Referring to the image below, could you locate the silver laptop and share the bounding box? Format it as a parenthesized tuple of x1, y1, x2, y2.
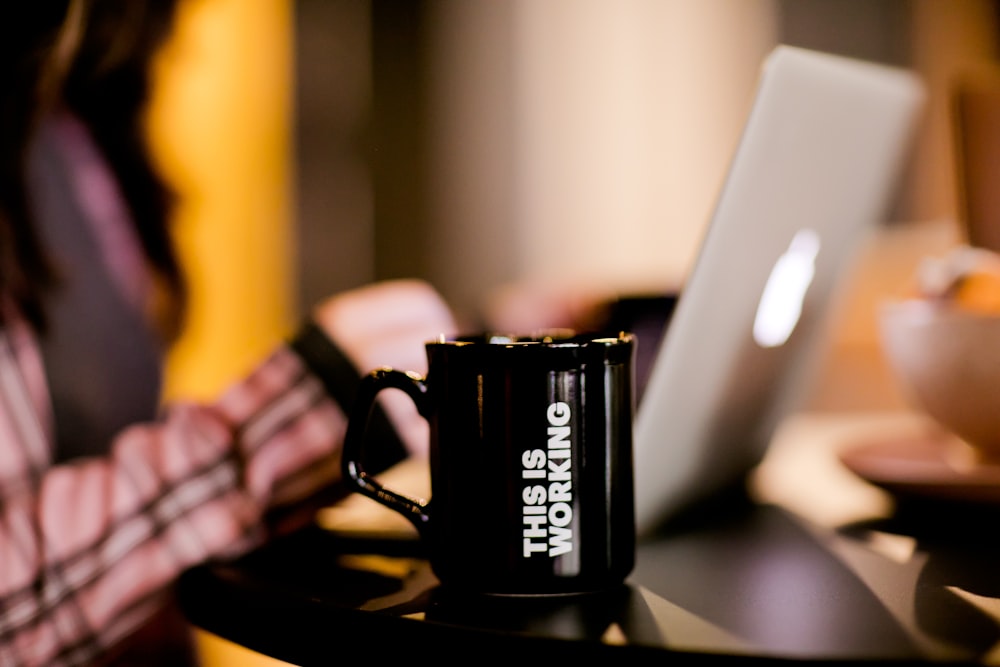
(633, 45, 926, 537)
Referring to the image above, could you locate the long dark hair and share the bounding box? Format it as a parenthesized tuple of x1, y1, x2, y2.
(0, 2, 70, 330)
(0, 0, 186, 337)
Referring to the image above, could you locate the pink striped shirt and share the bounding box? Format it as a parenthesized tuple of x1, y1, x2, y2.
(0, 113, 439, 665)
(0, 298, 354, 665)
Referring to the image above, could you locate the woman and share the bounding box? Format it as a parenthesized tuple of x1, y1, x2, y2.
(0, 1, 457, 664)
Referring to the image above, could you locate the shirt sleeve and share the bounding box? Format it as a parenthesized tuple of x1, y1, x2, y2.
(0, 317, 354, 667)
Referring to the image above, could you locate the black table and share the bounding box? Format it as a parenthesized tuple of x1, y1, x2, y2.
(177, 479, 1000, 665)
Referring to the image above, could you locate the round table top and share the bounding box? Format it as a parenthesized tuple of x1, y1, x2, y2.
(178, 484, 1000, 666)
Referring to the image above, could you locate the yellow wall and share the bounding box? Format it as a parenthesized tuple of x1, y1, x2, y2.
(148, 0, 296, 402)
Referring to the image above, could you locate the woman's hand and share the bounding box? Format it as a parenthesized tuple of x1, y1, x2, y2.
(313, 279, 458, 457)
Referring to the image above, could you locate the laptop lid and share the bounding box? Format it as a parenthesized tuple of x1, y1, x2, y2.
(633, 45, 926, 537)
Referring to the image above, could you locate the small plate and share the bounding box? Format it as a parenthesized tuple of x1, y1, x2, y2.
(838, 433, 1000, 505)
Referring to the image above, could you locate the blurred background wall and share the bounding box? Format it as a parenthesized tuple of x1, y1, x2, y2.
(148, 0, 1000, 403)
(151, 0, 295, 401)
(298, 0, 999, 328)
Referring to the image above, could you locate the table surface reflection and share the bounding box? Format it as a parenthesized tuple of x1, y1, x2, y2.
(178, 413, 1000, 665)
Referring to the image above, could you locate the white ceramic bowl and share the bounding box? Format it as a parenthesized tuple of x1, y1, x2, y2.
(879, 298, 1000, 460)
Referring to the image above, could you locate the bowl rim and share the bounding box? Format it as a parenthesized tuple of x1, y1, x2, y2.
(879, 298, 1000, 323)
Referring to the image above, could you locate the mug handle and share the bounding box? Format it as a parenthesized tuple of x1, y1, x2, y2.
(341, 367, 432, 532)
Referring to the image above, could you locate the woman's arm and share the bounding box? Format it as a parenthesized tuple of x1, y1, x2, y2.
(0, 279, 456, 667)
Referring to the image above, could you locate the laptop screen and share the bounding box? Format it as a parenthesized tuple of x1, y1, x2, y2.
(631, 45, 926, 537)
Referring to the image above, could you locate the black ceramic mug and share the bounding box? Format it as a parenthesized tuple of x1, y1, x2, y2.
(341, 331, 637, 596)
